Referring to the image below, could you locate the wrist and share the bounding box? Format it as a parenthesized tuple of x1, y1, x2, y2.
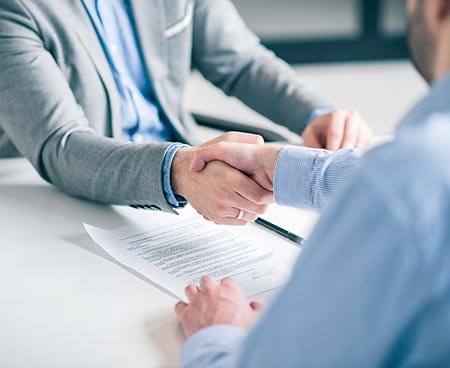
(171, 146, 196, 197)
(262, 145, 284, 185)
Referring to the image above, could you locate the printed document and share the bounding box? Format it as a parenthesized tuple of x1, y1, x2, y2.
(85, 207, 300, 301)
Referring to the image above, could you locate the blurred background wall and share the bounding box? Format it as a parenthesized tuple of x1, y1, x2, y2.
(233, 0, 407, 63)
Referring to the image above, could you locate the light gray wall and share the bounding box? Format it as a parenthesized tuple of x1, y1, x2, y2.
(231, 0, 406, 41)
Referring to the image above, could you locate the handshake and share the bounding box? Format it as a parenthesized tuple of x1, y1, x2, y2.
(170, 109, 372, 225)
(171, 132, 282, 225)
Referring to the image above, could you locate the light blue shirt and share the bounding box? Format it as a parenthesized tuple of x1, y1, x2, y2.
(81, 0, 185, 207)
(180, 74, 450, 367)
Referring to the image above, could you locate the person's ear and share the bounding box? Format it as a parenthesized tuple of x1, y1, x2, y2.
(432, 0, 450, 27)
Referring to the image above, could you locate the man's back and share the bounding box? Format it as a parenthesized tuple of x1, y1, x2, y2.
(180, 77, 450, 367)
(239, 108, 450, 367)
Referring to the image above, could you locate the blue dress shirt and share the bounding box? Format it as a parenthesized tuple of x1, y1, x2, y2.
(81, 0, 185, 207)
(180, 74, 450, 367)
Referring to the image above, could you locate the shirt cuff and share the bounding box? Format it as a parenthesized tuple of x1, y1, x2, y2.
(274, 145, 318, 208)
(180, 325, 246, 368)
(304, 105, 335, 127)
(162, 143, 189, 208)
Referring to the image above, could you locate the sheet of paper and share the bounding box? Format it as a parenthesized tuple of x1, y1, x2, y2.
(85, 206, 300, 301)
(261, 204, 320, 240)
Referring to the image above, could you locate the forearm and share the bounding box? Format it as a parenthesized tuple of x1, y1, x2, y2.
(227, 52, 330, 134)
(274, 145, 361, 211)
(41, 130, 175, 210)
(193, 0, 328, 134)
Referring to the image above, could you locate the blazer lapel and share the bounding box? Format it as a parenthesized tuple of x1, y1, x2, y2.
(68, 0, 122, 138)
(130, 0, 190, 142)
(130, 0, 169, 81)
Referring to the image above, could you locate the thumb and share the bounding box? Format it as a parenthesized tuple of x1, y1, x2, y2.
(190, 144, 224, 172)
(174, 301, 187, 319)
(190, 142, 248, 172)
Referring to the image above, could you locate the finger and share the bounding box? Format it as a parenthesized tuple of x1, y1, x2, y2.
(190, 144, 222, 172)
(204, 216, 250, 227)
(190, 142, 250, 172)
(326, 112, 346, 151)
(301, 128, 323, 149)
(174, 301, 187, 319)
(218, 192, 270, 219)
(217, 207, 262, 223)
(203, 215, 213, 222)
(206, 208, 252, 226)
(200, 275, 217, 292)
(250, 301, 264, 312)
(231, 173, 274, 206)
(356, 124, 373, 149)
(213, 132, 264, 145)
(202, 132, 264, 147)
(185, 284, 199, 301)
(220, 277, 238, 288)
(212, 218, 248, 226)
(232, 208, 261, 222)
(340, 115, 359, 149)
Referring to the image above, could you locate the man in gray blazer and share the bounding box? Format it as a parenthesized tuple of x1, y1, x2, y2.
(0, 0, 371, 224)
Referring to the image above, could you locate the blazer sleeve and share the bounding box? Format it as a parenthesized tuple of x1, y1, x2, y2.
(0, 0, 176, 212)
(191, 0, 330, 134)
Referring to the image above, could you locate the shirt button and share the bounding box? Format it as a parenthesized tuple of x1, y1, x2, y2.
(134, 134, 144, 144)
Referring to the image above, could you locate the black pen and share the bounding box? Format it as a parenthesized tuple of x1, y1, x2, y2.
(255, 217, 304, 246)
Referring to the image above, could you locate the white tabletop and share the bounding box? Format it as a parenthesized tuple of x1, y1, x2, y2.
(0, 158, 318, 368)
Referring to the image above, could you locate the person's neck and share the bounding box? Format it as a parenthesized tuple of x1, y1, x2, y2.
(432, 28, 450, 81)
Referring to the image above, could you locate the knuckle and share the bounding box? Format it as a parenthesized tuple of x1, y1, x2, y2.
(216, 191, 228, 204)
(253, 134, 264, 145)
(329, 123, 342, 136)
(217, 192, 232, 206)
(256, 204, 269, 214)
(215, 142, 226, 154)
(250, 189, 269, 204)
(185, 284, 195, 294)
(222, 132, 233, 141)
(202, 285, 214, 294)
(331, 110, 343, 119)
(221, 277, 235, 288)
(253, 191, 266, 204)
(345, 128, 357, 139)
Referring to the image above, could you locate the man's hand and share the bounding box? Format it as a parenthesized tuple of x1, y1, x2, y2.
(171, 132, 274, 225)
(302, 109, 372, 150)
(175, 276, 263, 340)
(190, 143, 283, 191)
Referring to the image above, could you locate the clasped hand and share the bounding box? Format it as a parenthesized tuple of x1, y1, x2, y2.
(171, 132, 276, 225)
(171, 110, 371, 226)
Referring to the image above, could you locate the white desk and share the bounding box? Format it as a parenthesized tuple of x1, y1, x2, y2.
(0, 158, 317, 368)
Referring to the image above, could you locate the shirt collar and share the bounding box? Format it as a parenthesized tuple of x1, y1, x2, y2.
(398, 71, 450, 131)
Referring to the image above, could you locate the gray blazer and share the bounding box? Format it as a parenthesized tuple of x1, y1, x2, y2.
(0, 0, 327, 212)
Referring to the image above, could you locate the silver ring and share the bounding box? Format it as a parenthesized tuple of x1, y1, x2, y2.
(236, 209, 245, 220)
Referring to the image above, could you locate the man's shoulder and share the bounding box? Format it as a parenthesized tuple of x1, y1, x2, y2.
(366, 115, 450, 184)
(0, 0, 69, 22)
(360, 115, 450, 239)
